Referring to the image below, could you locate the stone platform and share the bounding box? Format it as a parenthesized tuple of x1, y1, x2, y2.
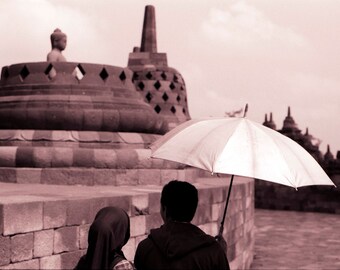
(0, 177, 254, 270)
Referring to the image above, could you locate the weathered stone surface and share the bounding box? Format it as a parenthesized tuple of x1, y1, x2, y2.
(138, 169, 161, 185)
(0, 168, 16, 183)
(160, 169, 178, 185)
(60, 250, 85, 270)
(0, 147, 16, 167)
(192, 204, 212, 225)
(3, 202, 43, 235)
(43, 200, 67, 229)
(115, 150, 139, 169)
(132, 194, 149, 216)
(198, 222, 218, 237)
(3, 258, 39, 270)
(93, 150, 117, 169)
(122, 238, 135, 261)
(39, 254, 61, 269)
(54, 226, 79, 254)
(41, 168, 94, 185)
(33, 229, 54, 258)
(0, 236, 10, 266)
(73, 148, 95, 167)
(67, 199, 92, 226)
(51, 147, 73, 167)
(93, 169, 117, 185)
(146, 213, 162, 232)
(11, 233, 33, 262)
(79, 224, 90, 249)
(148, 192, 161, 214)
(130, 216, 146, 237)
(106, 195, 131, 215)
(16, 168, 41, 184)
(212, 202, 224, 222)
(116, 169, 138, 186)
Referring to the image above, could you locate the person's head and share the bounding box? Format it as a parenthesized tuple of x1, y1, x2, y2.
(50, 28, 67, 51)
(160, 180, 198, 223)
(86, 207, 130, 269)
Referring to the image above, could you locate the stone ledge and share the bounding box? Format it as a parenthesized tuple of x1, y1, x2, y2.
(0, 167, 193, 186)
(0, 177, 254, 269)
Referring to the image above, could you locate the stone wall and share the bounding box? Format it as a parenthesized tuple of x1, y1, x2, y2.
(0, 176, 254, 269)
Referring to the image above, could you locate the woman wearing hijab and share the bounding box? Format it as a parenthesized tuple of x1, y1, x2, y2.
(75, 207, 134, 270)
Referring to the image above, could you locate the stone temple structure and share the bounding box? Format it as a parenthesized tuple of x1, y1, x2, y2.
(128, 5, 190, 129)
(257, 107, 340, 213)
(0, 5, 254, 270)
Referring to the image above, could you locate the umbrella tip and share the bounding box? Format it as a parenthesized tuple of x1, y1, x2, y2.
(243, 104, 248, 118)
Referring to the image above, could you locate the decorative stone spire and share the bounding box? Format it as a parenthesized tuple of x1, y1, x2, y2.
(141, 5, 157, 53)
(127, 5, 190, 128)
(263, 113, 268, 125)
(282, 106, 298, 131)
(263, 112, 276, 130)
(324, 144, 334, 163)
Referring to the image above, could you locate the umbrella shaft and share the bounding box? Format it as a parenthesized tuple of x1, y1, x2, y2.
(219, 174, 234, 236)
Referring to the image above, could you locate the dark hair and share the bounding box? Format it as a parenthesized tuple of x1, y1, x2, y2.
(161, 180, 198, 222)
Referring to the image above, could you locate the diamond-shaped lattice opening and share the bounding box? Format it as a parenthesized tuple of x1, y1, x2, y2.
(154, 81, 161, 90)
(119, 71, 126, 81)
(170, 106, 176, 114)
(162, 93, 169, 101)
(180, 86, 184, 91)
(44, 64, 56, 80)
(99, 68, 109, 81)
(138, 81, 145, 90)
(1, 67, 9, 79)
(185, 97, 187, 102)
(161, 72, 167, 80)
(146, 72, 153, 79)
(133, 72, 139, 81)
(75, 64, 86, 81)
(154, 105, 161, 113)
(176, 95, 181, 102)
(20, 65, 30, 81)
(183, 108, 186, 114)
(174, 75, 179, 83)
(146, 92, 152, 102)
(170, 82, 176, 90)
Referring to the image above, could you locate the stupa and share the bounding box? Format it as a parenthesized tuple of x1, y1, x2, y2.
(0, 23, 178, 184)
(128, 5, 190, 129)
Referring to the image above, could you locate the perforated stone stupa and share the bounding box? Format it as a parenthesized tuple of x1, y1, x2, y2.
(128, 5, 191, 129)
(0, 18, 191, 184)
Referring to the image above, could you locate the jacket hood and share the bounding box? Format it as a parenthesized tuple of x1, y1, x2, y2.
(149, 221, 216, 259)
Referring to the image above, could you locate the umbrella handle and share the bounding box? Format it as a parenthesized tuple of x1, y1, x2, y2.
(218, 174, 234, 236)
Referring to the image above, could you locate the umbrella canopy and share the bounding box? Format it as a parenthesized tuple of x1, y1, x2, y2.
(151, 117, 335, 189)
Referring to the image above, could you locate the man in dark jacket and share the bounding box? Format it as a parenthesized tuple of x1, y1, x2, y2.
(134, 180, 230, 270)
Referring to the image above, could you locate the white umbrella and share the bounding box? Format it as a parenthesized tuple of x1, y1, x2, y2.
(150, 113, 336, 235)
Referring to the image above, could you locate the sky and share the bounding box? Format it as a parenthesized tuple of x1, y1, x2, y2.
(0, 0, 339, 154)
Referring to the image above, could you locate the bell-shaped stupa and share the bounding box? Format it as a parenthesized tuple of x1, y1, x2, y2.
(128, 5, 191, 129)
(0, 26, 174, 184)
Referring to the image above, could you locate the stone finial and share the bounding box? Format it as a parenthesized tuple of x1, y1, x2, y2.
(324, 144, 334, 162)
(140, 5, 157, 52)
(263, 113, 268, 124)
(282, 106, 298, 130)
(263, 112, 276, 130)
(47, 28, 67, 62)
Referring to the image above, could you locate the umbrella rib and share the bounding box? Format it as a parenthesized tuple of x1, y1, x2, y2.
(252, 122, 298, 189)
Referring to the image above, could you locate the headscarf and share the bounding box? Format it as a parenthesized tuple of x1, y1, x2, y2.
(78, 207, 130, 270)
